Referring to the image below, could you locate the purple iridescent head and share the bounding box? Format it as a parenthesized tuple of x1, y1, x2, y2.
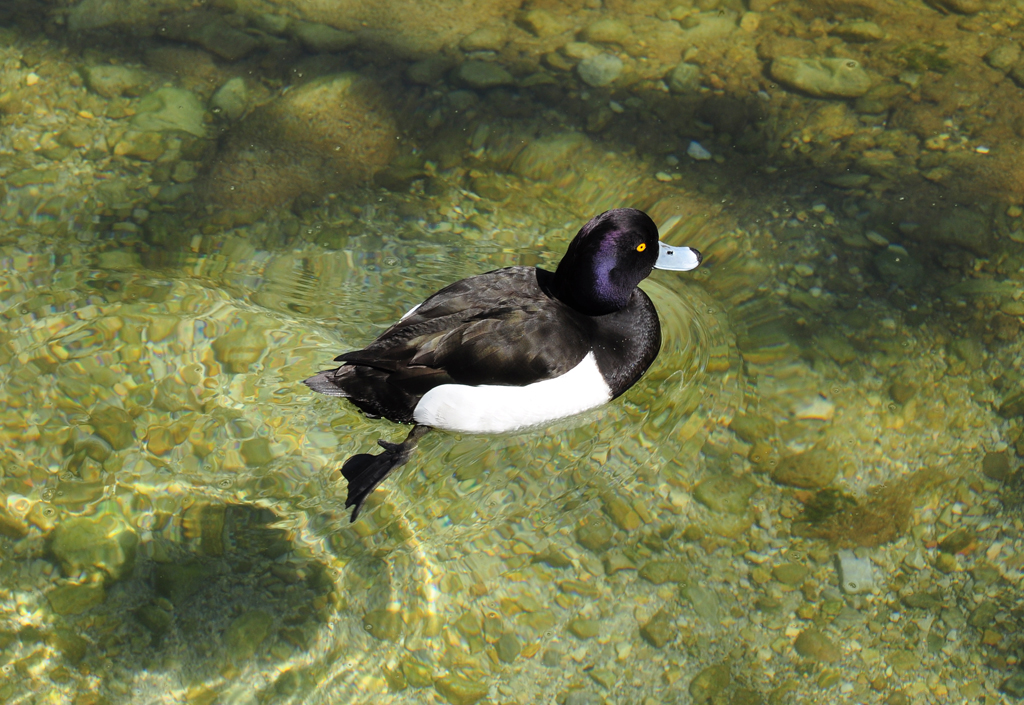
(552, 208, 702, 315)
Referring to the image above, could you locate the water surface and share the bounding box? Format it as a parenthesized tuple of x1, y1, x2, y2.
(1, 2, 1022, 704)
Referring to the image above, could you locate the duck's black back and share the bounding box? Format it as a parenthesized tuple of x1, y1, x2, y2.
(306, 265, 662, 424)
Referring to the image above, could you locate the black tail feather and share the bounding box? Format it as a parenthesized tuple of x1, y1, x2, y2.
(340, 425, 429, 521)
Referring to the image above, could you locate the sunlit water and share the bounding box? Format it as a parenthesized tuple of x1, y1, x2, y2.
(3, 3, 1024, 704)
(0, 218, 736, 702)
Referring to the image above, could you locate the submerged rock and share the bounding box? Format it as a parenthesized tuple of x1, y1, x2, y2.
(986, 42, 1021, 72)
(225, 610, 274, 661)
(155, 561, 208, 605)
(0, 505, 28, 539)
(469, 174, 509, 201)
(564, 692, 603, 705)
(679, 11, 738, 44)
(47, 583, 106, 615)
(577, 53, 623, 87)
(689, 663, 731, 703)
(729, 413, 774, 443)
(496, 633, 521, 662)
(113, 131, 166, 161)
(51, 512, 138, 582)
(889, 381, 917, 405)
(772, 562, 809, 585)
(772, 446, 837, 489)
(456, 61, 514, 89)
(639, 560, 689, 584)
(581, 18, 631, 45)
(241, 437, 275, 466)
(131, 87, 207, 137)
(434, 674, 489, 705)
(363, 608, 404, 641)
(601, 491, 642, 530)
(568, 618, 601, 639)
(770, 57, 872, 98)
(511, 132, 590, 181)
(667, 62, 701, 93)
(640, 608, 675, 647)
(136, 603, 173, 635)
(290, 20, 357, 52)
(516, 9, 566, 38)
(794, 628, 840, 662)
(836, 549, 875, 594)
(254, 12, 291, 34)
(998, 389, 1024, 418)
(1002, 673, 1024, 698)
(402, 654, 434, 687)
(933, 0, 982, 13)
(203, 73, 397, 208)
(693, 475, 758, 515)
(68, 0, 172, 31)
(930, 207, 993, 255)
(89, 406, 134, 450)
(886, 649, 919, 674)
(873, 245, 923, 288)
(79, 64, 150, 98)
(982, 452, 1011, 481)
(407, 57, 457, 85)
(681, 583, 720, 625)
(159, 11, 261, 61)
(211, 325, 269, 373)
(460, 25, 508, 52)
(50, 629, 89, 664)
(576, 516, 614, 552)
(563, 41, 601, 62)
(830, 21, 884, 42)
(211, 77, 250, 121)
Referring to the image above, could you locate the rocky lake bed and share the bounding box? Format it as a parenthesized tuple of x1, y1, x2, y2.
(1, 0, 1024, 704)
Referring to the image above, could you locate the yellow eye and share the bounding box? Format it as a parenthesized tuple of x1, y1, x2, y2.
(636, 243, 646, 252)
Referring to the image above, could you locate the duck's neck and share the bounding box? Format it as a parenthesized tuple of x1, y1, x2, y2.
(542, 254, 631, 316)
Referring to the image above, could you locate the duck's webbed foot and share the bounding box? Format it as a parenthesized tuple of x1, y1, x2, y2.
(340, 425, 429, 521)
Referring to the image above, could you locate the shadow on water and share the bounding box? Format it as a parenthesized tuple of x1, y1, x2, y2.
(0, 0, 1014, 236)
(0, 0, 1014, 355)
(2, 500, 340, 703)
(0, 231, 738, 703)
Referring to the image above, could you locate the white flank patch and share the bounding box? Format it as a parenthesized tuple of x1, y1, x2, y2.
(413, 352, 612, 434)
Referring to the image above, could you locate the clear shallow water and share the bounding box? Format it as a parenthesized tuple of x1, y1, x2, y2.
(3, 2, 1024, 704)
(0, 222, 735, 703)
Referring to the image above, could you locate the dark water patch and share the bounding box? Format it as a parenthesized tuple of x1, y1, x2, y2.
(792, 469, 948, 547)
(18, 501, 338, 704)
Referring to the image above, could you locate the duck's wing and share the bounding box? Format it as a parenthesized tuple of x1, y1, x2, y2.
(337, 267, 592, 389)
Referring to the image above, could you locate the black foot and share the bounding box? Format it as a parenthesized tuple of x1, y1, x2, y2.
(340, 425, 428, 521)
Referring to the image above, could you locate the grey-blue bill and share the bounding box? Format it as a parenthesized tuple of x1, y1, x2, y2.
(655, 241, 702, 271)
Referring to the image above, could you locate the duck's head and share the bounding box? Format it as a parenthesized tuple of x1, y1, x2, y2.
(552, 208, 702, 315)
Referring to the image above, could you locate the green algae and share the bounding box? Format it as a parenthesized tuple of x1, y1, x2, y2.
(794, 470, 947, 548)
(892, 42, 953, 73)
